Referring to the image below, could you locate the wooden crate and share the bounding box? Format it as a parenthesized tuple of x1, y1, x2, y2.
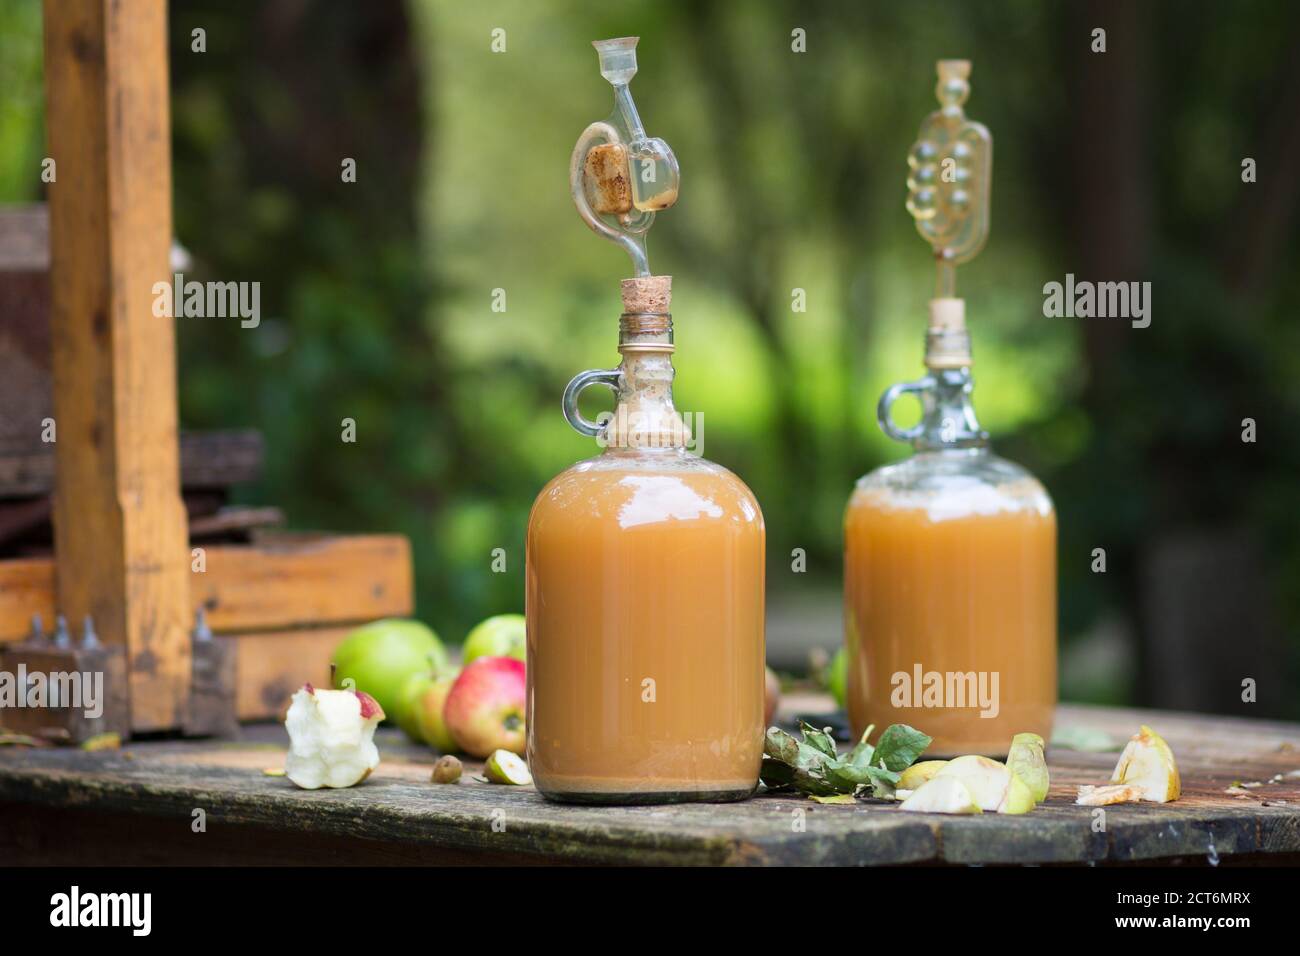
(0, 535, 413, 721)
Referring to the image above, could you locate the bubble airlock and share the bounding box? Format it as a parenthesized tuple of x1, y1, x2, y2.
(571, 37, 680, 277)
(906, 59, 991, 299)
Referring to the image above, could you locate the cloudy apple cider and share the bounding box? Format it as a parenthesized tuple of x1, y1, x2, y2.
(526, 279, 766, 803)
(844, 476, 1056, 756)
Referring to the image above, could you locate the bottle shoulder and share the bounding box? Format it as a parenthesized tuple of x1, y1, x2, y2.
(531, 451, 763, 530)
(851, 450, 1053, 520)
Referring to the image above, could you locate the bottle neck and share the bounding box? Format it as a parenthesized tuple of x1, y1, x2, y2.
(602, 312, 689, 452)
(878, 364, 988, 451)
(914, 366, 987, 451)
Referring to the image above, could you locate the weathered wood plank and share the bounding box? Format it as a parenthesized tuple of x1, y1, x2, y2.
(0, 557, 50, 640)
(0, 534, 413, 642)
(0, 802, 569, 866)
(191, 534, 414, 634)
(0, 704, 1296, 865)
(0, 430, 265, 497)
(43, 0, 191, 730)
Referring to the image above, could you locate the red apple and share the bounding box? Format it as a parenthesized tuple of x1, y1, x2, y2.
(443, 656, 526, 758)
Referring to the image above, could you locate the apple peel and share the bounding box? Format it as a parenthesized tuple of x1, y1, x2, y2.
(1075, 783, 1145, 806)
(1109, 724, 1181, 803)
(1006, 732, 1050, 803)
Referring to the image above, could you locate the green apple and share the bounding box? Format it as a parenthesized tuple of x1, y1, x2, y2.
(331, 618, 449, 725)
(414, 672, 460, 753)
(397, 672, 437, 741)
(826, 647, 846, 709)
(1006, 732, 1050, 803)
(462, 613, 526, 665)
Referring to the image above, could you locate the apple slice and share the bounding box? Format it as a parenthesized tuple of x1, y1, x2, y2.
(1075, 783, 1145, 806)
(1006, 732, 1050, 803)
(484, 749, 533, 786)
(899, 776, 982, 814)
(898, 759, 949, 792)
(1109, 725, 1181, 802)
(997, 772, 1036, 814)
(934, 755, 1014, 811)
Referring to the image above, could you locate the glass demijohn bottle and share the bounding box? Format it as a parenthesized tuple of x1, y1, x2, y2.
(526, 38, 765, 803)
(844, 62, 1057, 757)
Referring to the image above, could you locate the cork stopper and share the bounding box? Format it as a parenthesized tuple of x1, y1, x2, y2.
(929, 297, 965, 332)
(620, 275, 672, 314)
(924, 297, 972, 368)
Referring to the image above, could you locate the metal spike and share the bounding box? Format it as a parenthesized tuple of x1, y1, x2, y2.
(81, 615, 100, 649)
(193, 607, 213, 642)
(29, 613, 43, 642)
(53, 615, 71, 648)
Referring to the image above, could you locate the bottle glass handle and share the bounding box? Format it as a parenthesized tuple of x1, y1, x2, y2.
(563, 368, 621, 438)
(877, 376, 934, 445)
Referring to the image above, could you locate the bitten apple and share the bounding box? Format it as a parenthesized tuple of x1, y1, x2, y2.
(283, 684, 384, 789)
(443, 656, 526, 758)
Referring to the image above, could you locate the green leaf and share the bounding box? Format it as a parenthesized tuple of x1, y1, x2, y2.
(873, 724, 932, 772)
(766, 727, 833, 773)
(824, 761, 872, 791)
(764, 727, 802, 765)
(866, 764, 901, 787)
(789, 766, 844, 796)
(759, 756, 796, 790)
(809, 793, 857, 805)
(798, 720, 839, 759)
(844, 741, 875, 771)
(864, 766, 899, 800)
(764, 721, 903, 798)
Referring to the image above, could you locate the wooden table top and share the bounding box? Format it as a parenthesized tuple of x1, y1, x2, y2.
(2, 698, 1298, 866)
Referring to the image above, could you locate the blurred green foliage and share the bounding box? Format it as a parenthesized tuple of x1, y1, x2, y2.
(2, 0, 1296, 715)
